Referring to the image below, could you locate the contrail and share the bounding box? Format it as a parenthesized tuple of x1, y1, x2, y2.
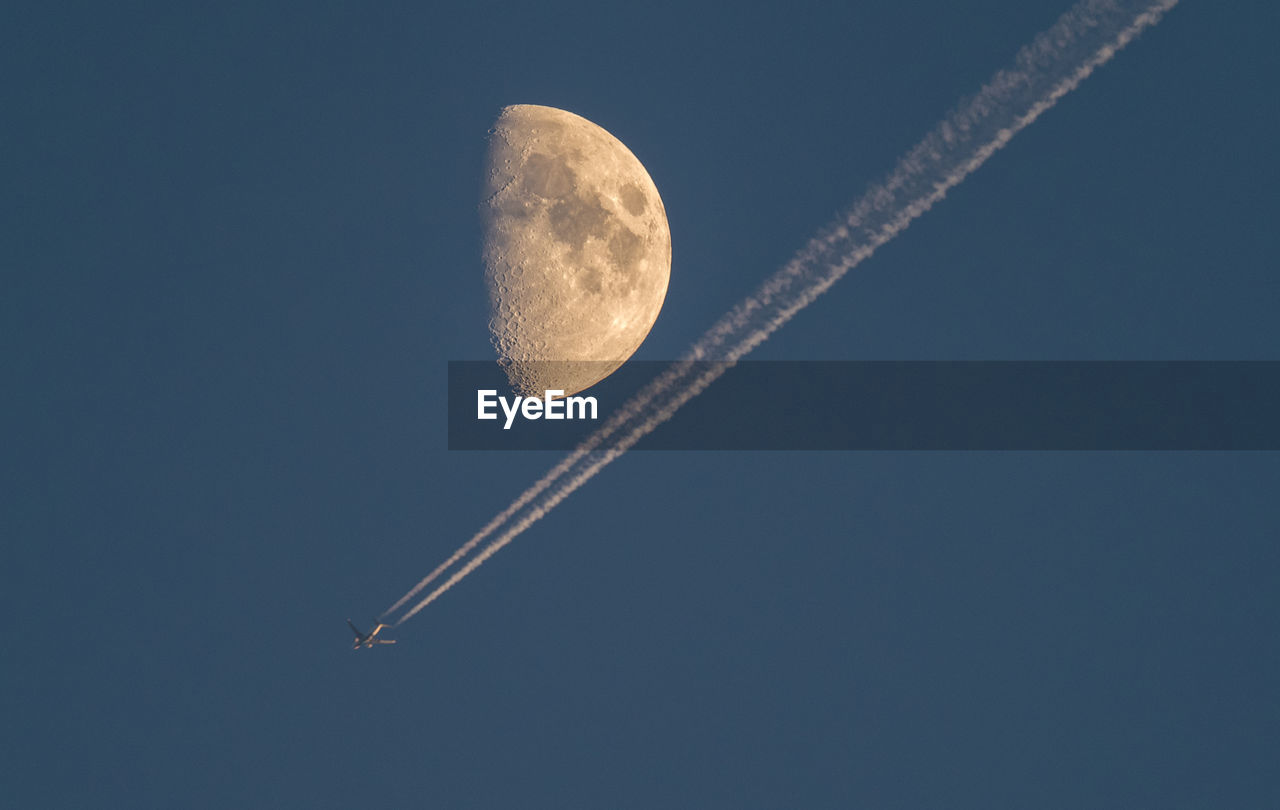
(385, 0, 1179, 625)
(378, 358, 704, 620)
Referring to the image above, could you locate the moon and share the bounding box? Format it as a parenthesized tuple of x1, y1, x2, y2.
(480, 104, 672, 397)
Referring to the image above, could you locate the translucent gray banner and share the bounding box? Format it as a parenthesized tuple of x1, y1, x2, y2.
(447, 361, 1280, 451)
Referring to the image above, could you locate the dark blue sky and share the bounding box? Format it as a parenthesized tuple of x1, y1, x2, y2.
(4, 1, 1278, 807)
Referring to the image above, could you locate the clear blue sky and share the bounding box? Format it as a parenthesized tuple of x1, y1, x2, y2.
(4, 1, 1278, 807)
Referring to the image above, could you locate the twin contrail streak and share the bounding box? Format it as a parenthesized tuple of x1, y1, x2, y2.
(383, 0, 1179, 625)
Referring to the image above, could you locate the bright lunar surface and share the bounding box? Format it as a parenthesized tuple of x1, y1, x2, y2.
(481, 104, 671, 396)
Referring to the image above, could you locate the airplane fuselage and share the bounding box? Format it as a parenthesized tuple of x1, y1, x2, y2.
(348, 620, 395, 650)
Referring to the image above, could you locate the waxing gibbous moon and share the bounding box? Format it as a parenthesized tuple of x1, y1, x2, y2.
(481, 104, 672, 397)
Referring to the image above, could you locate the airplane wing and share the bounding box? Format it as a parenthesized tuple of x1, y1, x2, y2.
(374, 639, 397, 645)
(346, 619, 362, 637)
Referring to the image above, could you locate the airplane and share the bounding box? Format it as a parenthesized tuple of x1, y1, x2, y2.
(348, 619, 396, 650)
